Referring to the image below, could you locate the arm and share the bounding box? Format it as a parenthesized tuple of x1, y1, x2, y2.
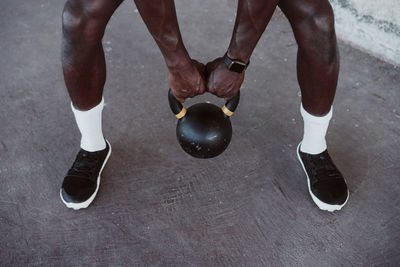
(134, 0, 205, 102)
(206, 0, 278, 99)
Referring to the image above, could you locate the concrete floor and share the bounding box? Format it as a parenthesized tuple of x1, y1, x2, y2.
(1, 0, 399, 266)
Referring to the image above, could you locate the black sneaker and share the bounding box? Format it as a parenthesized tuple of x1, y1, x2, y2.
(60, 139, 112, 210)
(297, 143, 349, 212)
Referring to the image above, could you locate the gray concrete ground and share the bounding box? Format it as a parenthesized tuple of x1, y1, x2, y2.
(1, 0, 399, 266)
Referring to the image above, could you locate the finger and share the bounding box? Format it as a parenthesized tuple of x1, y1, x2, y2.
(210, 85, 222, 97)
(222, 93, 234, 100)
(171, 90, 186, 103)
(206, 59, 217, 74)
(218, 88, 234, 99)
(195, 76, 206, 95)
(199, 80, 206, 94)
(206, 70, 216, 93)
(218, 91, 231, 99)
(205, 62, 211, 74)
(174, 93, 186, 103)
(223, 87, 239, 99)
(172, 92, 186, 103)
(223, 92, 235, 101)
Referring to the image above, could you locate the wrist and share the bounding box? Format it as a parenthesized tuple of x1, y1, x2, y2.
(223, 52, 249, 74)
(163, 49, 191, 72)
(226, 48, 251, 65)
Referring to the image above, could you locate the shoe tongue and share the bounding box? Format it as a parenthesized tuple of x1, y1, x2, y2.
(80, 151, 97, 161)
(310, 154, 340, 179)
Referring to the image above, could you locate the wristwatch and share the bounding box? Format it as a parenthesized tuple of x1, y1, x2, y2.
(223, 53, 249, 73)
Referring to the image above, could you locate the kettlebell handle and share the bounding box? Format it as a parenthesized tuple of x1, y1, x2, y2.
(168, 89, 240, 119)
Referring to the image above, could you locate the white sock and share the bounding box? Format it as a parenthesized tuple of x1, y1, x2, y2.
(300, 104, 332, 155)
(71, 98, 106, 152)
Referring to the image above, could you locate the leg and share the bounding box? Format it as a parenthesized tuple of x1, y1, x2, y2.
(62, 0, 124, 152)
(279, 0, 348, 212)
(278, 0, 339, 116)
(60, 0, 123, 210)
(62, 0, 124, 110)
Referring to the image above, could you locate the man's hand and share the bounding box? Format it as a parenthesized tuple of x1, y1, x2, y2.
(168, 59, 206, 102)
(206, 57, 244, 100)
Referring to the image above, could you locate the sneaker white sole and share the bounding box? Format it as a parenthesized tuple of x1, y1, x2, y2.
(60, 139, 112, 210)
(296, 143, 349, 212)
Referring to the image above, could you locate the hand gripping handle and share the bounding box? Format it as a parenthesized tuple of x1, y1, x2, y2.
(168, 88, 240, 119)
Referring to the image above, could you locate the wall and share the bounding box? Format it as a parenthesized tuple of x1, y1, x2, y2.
(329, 0, 400, 65)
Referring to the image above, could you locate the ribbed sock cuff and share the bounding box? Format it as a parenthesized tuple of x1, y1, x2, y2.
(71, 97, 106, 152)
(71, 97, 104, 114)
(300, 104, 332, 155)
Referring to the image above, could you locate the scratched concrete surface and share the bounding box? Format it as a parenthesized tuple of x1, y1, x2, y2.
(0, 0, 399, 266)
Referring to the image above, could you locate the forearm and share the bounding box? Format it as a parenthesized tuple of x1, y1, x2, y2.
(228, 0, 278, 62)
(134, 0, 190, 69)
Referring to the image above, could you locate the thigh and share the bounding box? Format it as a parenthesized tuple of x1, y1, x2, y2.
(278, 0, 334, 27)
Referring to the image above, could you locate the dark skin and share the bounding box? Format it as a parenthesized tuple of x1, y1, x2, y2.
(207, 0, 339, 116)
(206, 0, 278, 100)
(62, 0, 205, 108)
(279, 0, 339, 116)
(62, 0, 124, 110)
(62, 0, 339, 116)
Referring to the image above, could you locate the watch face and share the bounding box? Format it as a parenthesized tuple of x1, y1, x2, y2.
(229, 61, 247, 73)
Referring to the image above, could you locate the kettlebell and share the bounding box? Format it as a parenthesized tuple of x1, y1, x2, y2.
(168, 88, 240, 158)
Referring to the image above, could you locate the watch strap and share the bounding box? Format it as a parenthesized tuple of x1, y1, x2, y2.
(223, 53, 249, 73)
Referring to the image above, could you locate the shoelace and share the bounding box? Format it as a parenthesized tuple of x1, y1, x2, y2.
(69, 151, 99, 179)
(308, 154, 342, 181)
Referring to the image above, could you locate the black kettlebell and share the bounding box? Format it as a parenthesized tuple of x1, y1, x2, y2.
(168, 88, 240, 158)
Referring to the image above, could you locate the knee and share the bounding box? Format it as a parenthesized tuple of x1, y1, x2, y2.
(294, 3, 337, 61)
(311, 9, 335, 37)
(294, 3, 336, 41)
(62, 1, 107, 43)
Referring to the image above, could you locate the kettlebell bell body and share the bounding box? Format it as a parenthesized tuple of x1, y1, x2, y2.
(168, 89, 240, 158)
